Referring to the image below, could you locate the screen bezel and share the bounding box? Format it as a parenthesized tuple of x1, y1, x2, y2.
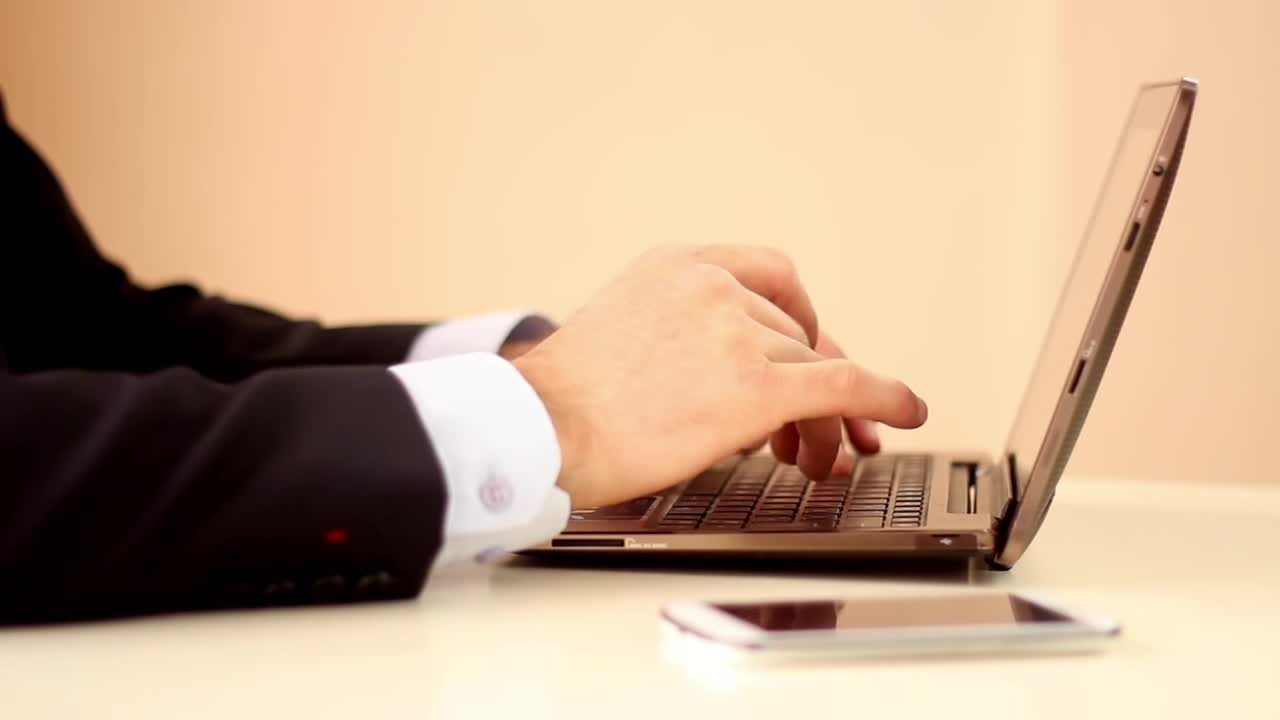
(991, 79, 1198, 569)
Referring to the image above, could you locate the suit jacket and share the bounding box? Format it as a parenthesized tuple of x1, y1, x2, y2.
(0, 93, 448, 622)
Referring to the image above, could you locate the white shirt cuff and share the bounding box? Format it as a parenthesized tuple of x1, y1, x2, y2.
(406, 311, 535, 361)
(388, 353, 569, 574)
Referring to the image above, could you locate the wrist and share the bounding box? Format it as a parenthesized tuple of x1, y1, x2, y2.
(512, 351, 593, 507)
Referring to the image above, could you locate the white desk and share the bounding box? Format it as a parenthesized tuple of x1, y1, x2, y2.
(3, 476, 1278, 719)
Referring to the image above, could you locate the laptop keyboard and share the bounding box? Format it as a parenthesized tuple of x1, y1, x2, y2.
(655, 454, 930, 532)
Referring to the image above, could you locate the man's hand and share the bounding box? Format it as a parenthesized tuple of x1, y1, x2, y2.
(513, 245, 927, 509)
(768, 331, 885, 476)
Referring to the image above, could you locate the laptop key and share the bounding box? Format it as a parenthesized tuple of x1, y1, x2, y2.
(587, 496, 658, 519)
(843, 516, 883, 529)
(682, 458, 740, 496)
(764, 491, 804, 499)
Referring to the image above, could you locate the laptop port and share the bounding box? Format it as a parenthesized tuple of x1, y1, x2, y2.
(1068, 357, 1087, 394)
(1123, 220, 1141, 251)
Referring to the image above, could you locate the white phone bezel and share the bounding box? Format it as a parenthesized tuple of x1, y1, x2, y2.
(660, 592, 1121, 657)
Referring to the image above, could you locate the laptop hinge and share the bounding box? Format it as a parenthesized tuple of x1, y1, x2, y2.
(993, 453, 1021, 552)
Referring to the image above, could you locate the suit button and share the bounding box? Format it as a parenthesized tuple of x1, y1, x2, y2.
(263, 579, 297, 602)
(354, 571, 397, 598)
(310, 574, 348, 602)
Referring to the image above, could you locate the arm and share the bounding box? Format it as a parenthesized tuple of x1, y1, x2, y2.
(0, 93, 424, 381)
(0, 93, 569, 623)
(0, 365, 444, 623)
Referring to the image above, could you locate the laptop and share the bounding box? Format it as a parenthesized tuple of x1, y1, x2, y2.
(528, 78, 1198, 570)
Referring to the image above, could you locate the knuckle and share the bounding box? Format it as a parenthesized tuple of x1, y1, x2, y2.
(691, 263, 739, 300)
(760, 246, 797, 278)
(674, 242, 703, 258)
(688, 243, 728, 266)
(721, 314, 757, 355)
(689, 244, 714, 259)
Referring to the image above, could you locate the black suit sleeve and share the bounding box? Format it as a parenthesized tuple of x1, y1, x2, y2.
(0, 92, 426, 381)
(0, 365, 446, 623)
(0, 94, 448, 622)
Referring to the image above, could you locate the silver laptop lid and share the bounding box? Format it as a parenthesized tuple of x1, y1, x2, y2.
(992, 78, 1198, 568)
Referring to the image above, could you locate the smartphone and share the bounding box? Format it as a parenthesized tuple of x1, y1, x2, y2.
(661, 592, 1120, 660)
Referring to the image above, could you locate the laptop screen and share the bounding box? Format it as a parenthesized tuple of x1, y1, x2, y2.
(1003, 82, 1185, 502)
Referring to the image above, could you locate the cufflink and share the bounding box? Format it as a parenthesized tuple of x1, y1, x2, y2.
(474, 545, 507, 563)
(479, 472, 514, 513)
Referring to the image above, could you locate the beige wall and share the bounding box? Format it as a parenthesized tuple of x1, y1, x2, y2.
(1050, 0, 1280, 485)
(2, 1, 1275, 484)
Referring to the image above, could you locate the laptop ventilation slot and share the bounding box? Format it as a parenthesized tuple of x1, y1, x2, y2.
(947, 463, 979, 514)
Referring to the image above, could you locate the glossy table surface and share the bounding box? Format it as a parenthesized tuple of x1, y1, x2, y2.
(4, 476, 1278, 719)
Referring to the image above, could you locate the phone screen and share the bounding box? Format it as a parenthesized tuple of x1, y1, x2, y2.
(711, 594, 1074, 633)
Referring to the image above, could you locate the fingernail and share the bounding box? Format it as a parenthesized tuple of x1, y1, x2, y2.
(915, 396, 929, 423)
(866, 422, 880, 443)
